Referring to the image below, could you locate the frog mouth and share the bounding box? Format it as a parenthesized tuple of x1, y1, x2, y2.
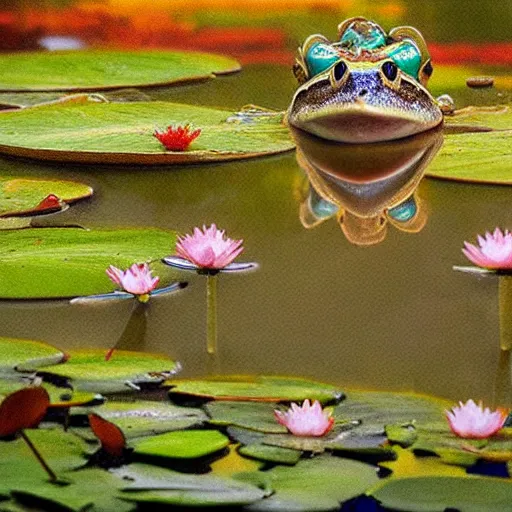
(289, 103, 442, 144)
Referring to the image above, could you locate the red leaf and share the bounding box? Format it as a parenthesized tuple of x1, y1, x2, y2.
(0, 387, 50, 438)
(88, 413, 126, 457)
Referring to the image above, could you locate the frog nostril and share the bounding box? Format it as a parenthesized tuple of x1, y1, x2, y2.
(359, 89, 368, 97)
(333, 61, 347, 82)
(382, 61, 398, 81)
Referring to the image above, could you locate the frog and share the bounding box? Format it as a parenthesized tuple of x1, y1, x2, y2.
(286, 17, 443, 143)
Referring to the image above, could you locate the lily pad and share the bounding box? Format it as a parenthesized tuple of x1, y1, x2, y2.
(115, 462, 268, 507)
(369, 475, 512, 512)
(0, 227, 176, 299)
(0, 102, 293, 164)
(36, 349, 179, 393)
(427, 130, 512, 184)
(0, 50, 240, 91)
(10, 467, 134, 512)
(235, 455, 380, 511)
(0, 428, 88, 495)
(239, 444, 302, 466)
(168, 375, 344, 404)
(0, 337, 65, 373)
(205, 401, 288, 433)
(444, 105, 512, 132)
(0, 177, 92, 218)
(133, 430, 229, 460)
(72, 400, 206, 439)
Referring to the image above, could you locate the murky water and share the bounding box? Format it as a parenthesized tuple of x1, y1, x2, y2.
(1, 1, 511, 408)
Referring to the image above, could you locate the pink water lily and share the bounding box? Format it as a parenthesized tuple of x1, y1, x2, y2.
(446, 399, 508, 439)
(463, 228, 512, 269)
(176, 224, 244, 270)
(106, 263, 159, 301)
(274, 399, 334, 437)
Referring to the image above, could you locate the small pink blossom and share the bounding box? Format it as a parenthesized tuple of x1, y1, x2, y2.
(463, 228, 512, 269)
(446, 399, 508, 439)
(274, 399, 334, 437)
(176, 224, 243, 270)
(106, 263, 159, 300)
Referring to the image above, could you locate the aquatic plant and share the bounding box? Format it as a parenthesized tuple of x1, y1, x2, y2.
(445, 399, 508, 439)
(274, 399, 334, 437)
(164, 224, 256, 355)
(175, 224, 243, 270)
(462, 227, 512, 269)
(106, 263, 159, 303)
(153, 123, 201, 151)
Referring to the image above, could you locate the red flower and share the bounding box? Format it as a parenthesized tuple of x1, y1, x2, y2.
(153, 124, 201, 151)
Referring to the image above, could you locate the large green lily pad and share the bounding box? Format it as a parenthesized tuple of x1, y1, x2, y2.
(0, 227, 176, 299)
(369, 475, 512, 512)
(0, 428, 87, 495)
(36, 349, 178, 393)
(115, 463, 268, 507)
(73, 400, 207, 439)
(168, 375, 344, 404)
(10, 468, 134, 512)
(133, 430, 229, 460)
(427, 130, 512, 184)
(0, 50, 240, 92)
(0, 102, 293, 164)
(235, 455, 380, 511)
(0, 177, 92, 218)
(0, 337, 65, 373)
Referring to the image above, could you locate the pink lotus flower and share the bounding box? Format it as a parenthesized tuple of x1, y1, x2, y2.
(106, 263, 159, 302)
(175, 224, 244, 270)
(274, 399, 335, 437)
(446, 399, 508, 439)
(463, 228, 512, 269)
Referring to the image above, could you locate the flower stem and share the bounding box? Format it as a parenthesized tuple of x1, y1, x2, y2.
(20, 430, 57, 482)
(499, 276, 512, 350)
(206, 274, 218, 355)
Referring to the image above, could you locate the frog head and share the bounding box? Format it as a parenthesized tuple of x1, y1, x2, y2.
(288, 18, 442, 143)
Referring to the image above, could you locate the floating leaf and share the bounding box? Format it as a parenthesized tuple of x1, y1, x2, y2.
(0, 387, 50, 437)
(369, 475, 512, 512)
(0, 428, 88, 495)
(72, 400, 206, 439)
(235, 455, 380, 511)
(205, 401, 288, 433)
(133, 430, 229, 460)
(0, 50, 240, 91)
(444, 105, 512, 132)
(0, 227, 176, 299)
(89, 414, 126, 457)
(0, 102, 293, 165)
(0, 337, 66, 373)
(0, 177, 92, 219)
(115, 462, 268, 507)
(37, 349, 179, 393)
(239, 444, 302, 466)
(10, 467, 134, 512)
(427, 130, 512, 184)
(168, 375, 344, 404)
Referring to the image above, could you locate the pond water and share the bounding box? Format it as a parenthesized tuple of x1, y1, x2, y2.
(0, 0, 511, 413)
(0, 60, 511, 408)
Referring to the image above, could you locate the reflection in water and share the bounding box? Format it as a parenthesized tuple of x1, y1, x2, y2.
(292, 126, 443, 245)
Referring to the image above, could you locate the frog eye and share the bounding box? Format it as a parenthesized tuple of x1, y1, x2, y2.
(381, 61, 398, 82)
(387, 196, 417, 222)
(330, 60, 348, 88)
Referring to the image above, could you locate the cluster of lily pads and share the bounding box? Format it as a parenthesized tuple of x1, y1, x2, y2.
(1, 334, 512, 512)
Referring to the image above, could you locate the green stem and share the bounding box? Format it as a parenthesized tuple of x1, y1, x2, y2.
(20, 430, 57, 482)
(499, 276, 512, 351)
(206, 274, 218, 355)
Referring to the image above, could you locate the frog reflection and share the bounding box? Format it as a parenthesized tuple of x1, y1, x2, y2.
(287, 17, 443, 143)
(293, 126, 443, 246)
